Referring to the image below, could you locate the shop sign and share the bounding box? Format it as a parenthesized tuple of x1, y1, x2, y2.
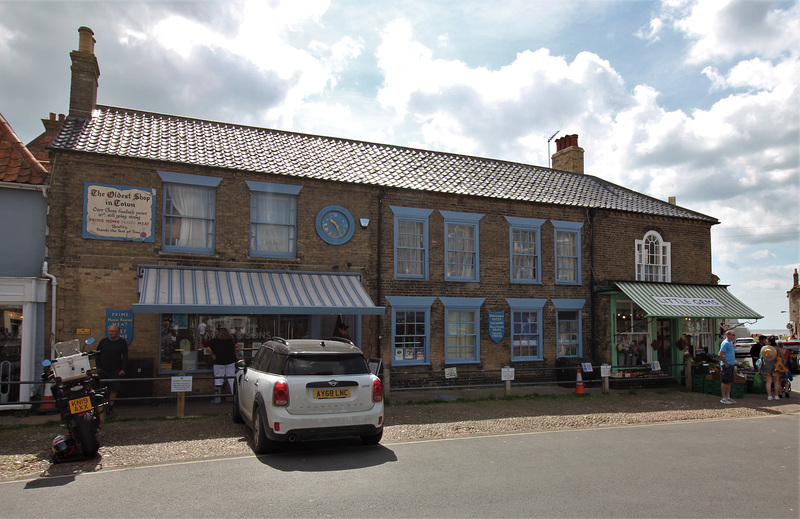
(106, 308, 134, 343)
(653, 296, 722, 307)
(83, 182, 155, 242)
(487, 311, 505, 343)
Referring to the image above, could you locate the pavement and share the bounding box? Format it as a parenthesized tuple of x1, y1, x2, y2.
(2, 379, 797, 426)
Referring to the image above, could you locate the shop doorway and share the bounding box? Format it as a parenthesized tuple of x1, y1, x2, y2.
(0, 307, 22, 403)
(656, 318, 673, 368)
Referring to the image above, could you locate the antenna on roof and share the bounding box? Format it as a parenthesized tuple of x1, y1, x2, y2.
(547, 130, 560, 168)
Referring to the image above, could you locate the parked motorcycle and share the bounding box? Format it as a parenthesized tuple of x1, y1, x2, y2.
(41, 338, 108, 463)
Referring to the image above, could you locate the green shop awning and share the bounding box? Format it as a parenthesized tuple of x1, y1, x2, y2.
(615, 281, 763, 320)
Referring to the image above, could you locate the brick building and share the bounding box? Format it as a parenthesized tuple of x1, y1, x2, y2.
(41, 27, 762, 397)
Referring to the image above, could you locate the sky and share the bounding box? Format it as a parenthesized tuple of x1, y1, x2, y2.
(1, 0, 798, 330)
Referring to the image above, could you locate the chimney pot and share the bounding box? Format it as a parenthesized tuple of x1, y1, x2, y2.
(78, 26, 95, 54)
(551, 133, 585, 174)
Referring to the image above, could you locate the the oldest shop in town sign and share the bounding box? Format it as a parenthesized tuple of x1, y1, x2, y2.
(83, 183, 156, 242)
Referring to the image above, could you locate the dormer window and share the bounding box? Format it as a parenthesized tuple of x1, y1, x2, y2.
(636, 231, 671, 282)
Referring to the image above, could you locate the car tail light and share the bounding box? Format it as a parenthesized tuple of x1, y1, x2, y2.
(372, 379, 383, 403)
(273, 381, 289, 406)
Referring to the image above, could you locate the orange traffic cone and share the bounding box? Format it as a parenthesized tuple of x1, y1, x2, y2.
(36, 383, 58, 414)
(574, 365, 586, 395)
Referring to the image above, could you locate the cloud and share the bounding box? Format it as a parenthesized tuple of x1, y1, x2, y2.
(659, 0, 800, 63)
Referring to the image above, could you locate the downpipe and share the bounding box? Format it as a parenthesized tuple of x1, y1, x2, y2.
(41, 262, 58, 353)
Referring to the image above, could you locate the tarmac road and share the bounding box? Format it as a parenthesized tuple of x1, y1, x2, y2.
(1, 413, 797, 518)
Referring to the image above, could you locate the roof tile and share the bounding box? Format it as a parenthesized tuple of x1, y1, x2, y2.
(50, 106, 716, 223)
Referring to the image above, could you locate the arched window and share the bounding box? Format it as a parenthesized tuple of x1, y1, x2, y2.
(635, 231, 671, 282)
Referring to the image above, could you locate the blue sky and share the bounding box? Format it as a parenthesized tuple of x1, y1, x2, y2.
(1, 0, 798, 329)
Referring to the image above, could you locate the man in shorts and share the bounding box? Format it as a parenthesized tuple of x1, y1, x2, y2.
(718, 330, 736, 404)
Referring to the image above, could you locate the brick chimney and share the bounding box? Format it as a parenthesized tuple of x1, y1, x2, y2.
(69, 26, 100, 117)
(551, 134, 584, 174)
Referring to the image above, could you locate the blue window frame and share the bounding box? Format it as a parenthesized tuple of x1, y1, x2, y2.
(506, 217, 545, 284)
(552, 220, 583, 285)
(386, 296, 436, 366)
(440, 297, 484, 364)
(158, 171, 221, 254)
(246, 181, 302, 258)
(391, 206, 433, 280)
(553, 299, 585, 357)
(441, 211, 483, 282)
(506, 298, 546, 361)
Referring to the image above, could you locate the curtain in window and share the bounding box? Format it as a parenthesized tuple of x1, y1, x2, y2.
(170, 184, 213, 248)
(252, 192, 295, 253)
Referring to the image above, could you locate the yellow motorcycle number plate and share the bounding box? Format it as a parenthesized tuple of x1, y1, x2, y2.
(313, 388, 350, 399)
(68, 396, 92, 414)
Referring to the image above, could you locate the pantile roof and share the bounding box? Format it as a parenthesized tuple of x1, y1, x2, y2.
(51, 106, 717, 223)
(0, 112, 49, 185)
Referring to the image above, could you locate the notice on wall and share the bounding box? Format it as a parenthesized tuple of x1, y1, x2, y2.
(83, 182, 156, 242)
(444, 367, 458, 379)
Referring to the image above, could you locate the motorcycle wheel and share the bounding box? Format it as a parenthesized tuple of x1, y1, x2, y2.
(73, 416, 100, 458)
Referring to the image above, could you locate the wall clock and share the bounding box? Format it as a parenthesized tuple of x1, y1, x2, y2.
(315, 205, 355, 245)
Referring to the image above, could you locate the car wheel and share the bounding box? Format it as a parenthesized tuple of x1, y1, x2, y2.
(232, 388, 243, 424)
(360, 429, 383, 446)
(251, 405, 277, 454)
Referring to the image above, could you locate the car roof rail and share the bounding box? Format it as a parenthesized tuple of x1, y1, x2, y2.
(268, 336, 289, 345)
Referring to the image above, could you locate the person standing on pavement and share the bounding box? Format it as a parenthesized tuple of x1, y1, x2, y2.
(750, 335, 765, 370)
(96, 324, 129, 412)
(208, 328, 237, 404)
(718, 330, 736, 404)
(759, 337, 782, 401)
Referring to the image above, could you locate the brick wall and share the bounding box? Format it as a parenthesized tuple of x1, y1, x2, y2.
(46, 151, 716, 390)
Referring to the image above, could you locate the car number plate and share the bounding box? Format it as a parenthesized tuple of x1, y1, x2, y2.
(68, 396, 92, 414)
(313, 388, 351, 399)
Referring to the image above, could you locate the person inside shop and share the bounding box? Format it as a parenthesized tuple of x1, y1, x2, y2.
(208, 328, 237, 404)
(96, 324, 129, 413)
(718, 330, 736, 405)
(160, 319, 175, 351)
(332, 317, 351, 341)
(750, 335, 765, 369)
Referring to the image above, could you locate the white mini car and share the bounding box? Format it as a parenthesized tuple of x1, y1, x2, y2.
(233, 338, 384, 454)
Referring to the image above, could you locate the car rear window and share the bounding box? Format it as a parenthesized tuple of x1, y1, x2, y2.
(285, 354, 369, 376)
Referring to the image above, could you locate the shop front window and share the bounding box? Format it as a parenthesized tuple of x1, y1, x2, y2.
(615, 300, 650, 366)
(158, 313, 311, 373)
(681, 318, 712, 356)
(0, 307, 23, 402)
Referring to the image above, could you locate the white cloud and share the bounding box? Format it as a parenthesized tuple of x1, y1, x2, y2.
(661, 0, 800, 63)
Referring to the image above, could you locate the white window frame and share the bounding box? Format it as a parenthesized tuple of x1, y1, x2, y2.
(635, 231, 672, 282)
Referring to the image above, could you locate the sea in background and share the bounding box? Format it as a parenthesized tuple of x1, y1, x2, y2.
(751, 328, 794, 339)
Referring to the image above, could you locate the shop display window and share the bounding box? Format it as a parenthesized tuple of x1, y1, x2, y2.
(615, 300, 650, 365)
(158, 313, 317, 373)
(681, 317, 712, 356)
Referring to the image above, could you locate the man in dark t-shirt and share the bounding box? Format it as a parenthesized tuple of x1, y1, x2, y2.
(96, 324, 129, 410)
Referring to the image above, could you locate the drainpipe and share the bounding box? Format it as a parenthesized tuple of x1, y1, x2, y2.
(41, 262, 57, 351)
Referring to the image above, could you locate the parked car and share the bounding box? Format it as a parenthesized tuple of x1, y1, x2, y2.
(233, 337, 384, 454)
(782, 339, 800, 373)
(733, 337, 757, 357)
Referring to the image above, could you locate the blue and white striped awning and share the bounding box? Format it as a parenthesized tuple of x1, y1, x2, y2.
(134, 265, 384, 315)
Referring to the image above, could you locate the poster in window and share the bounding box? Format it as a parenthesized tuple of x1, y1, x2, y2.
(83, 182, 156, 242)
